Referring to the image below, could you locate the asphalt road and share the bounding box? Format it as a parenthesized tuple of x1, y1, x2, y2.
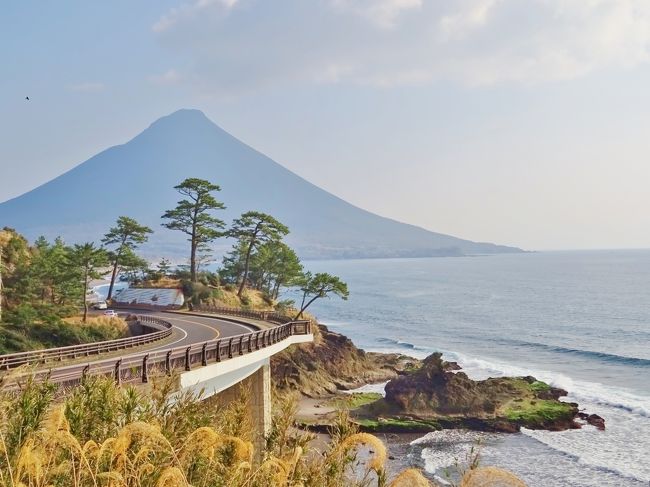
(138, 310, 258, 349)
(16, 310, 260, 385)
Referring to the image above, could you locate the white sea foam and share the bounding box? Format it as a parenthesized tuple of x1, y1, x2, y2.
(444, 350, 650, 420)
(343, 381, 388, 396)
(412, 431, 491, 485)
(361, 340, 650, 484)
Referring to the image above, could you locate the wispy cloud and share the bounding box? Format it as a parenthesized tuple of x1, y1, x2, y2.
(153, 0, 650, 93)
(153, 0, 238, 33)
(331, 0, 423, 29)
(68, 82, 105, 93)
(148, 69, 183, 85)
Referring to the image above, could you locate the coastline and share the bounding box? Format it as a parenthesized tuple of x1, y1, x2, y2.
(288, 324, 649, 486)
(278, 253, 650, 486)
(281, 327, 650, 486)
(286, 328, 591, 435)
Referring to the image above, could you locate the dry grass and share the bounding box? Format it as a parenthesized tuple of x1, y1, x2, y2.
(460, 466, 527, 487)
(0, 375, 526, 487)
(65, 315, 128, 329)
(390, 468, 431, 487)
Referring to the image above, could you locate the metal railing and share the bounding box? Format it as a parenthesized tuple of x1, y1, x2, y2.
(7, 319, 311, 389)
(0, 316, 173, 370)
(193, 305, 301, 325)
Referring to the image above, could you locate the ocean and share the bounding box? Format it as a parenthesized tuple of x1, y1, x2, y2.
(302, 251, 650, 486)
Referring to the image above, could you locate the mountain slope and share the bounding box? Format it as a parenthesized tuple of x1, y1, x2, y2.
(0, 109, 522, 259)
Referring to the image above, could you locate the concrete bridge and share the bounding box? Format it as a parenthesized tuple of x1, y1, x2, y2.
(0, 308, 314, 457)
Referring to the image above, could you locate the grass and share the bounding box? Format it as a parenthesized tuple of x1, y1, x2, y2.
(329, 392, 383, 410)
(0, 372, 527, 486)
(0, 316, 130, 355)
(528, 380, 551, 393)
(354, 417, 441, 432)
(504, 399, 574, 423)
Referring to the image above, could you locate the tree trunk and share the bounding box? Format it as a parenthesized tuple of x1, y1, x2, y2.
(107, 253, 120, 301)
(272, 281, 281, 300)
(82, 267, 89, 323)
(295, 291, 317, 320)
(190, 239, 197, 283)
(238, 237, 256, 298)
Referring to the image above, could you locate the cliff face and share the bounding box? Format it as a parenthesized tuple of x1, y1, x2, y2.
(271, 325, 419, 397)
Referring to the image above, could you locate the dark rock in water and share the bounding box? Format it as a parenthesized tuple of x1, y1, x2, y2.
(380, 352, 581, 432)
(385, 353, 515, 416)
(492, 421, 520, 433)
(589, 414, 606, 430)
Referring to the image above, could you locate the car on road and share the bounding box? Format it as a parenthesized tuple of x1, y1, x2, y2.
(93, 301, 108, 310)
(103, 310, 118, 318)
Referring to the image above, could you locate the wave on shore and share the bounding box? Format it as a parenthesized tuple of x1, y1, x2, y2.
(369, 335, 650, 419)
(332, 328, 650, 485)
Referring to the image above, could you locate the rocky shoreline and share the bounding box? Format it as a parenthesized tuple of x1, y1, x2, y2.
(273, 324, 605, 435)
(271, 324, 420, 396)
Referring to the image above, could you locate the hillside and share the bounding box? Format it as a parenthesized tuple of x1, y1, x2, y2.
(0, 109, 523, 259)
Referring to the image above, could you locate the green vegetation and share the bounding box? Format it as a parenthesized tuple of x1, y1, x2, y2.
(504, 399, 575, 423)
(0, 229, 118, 339)
(69, 242, 109, 322)
(228, 211, 289, 298)
(529, 380, 551, 393)
(1, 176, 349, 347)
(161, 177, 226, 283)
(330, 392, 383, 410)
(0, 316, 129, 355)
(354, 417, 441, 433)
(295, 271, 350, 319)
(154, 177, 347, 312)
(102, 216, 153, 300)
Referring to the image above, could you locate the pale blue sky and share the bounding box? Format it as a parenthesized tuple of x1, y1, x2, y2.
(2, 0, 650, 250)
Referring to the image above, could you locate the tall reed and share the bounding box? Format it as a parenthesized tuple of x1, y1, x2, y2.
(0, 374, 526, 486)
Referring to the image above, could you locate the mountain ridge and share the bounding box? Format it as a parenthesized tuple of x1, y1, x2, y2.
(0, 109, 523, 259)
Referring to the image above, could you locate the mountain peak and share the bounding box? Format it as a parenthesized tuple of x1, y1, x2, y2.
(134, 108, 231, 146)
(149, 108, 212, 129)
(0, 110, 523, 259)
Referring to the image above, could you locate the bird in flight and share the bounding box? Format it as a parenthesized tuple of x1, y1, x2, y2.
(25, 96, 29, 101)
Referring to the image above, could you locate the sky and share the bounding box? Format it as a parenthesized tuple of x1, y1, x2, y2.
(2, 0, 650, 251)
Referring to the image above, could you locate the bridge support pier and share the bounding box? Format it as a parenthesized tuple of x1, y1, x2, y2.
(249, 360, 271, 461)
(209, 359, 271, 464)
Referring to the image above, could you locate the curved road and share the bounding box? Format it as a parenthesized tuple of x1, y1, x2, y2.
(21, 310, 263, 385)
(136, 310, 258, 349)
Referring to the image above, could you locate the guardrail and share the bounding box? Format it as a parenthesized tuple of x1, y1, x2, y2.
(9, 320, 311, 389)
(0, 316, 173, 370)
(193, 305, 302, 325)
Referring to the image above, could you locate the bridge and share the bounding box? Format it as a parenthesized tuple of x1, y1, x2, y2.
(0, 307, 314, 457)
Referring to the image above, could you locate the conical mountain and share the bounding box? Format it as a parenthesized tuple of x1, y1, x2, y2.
(0, 109, 521, 259)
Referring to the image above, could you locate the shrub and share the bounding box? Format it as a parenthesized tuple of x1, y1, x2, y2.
(0, 375, 526, 487)
(275, 299, 295, 312)
(211, 287, 225, 301)
(0, 316, 129, 354)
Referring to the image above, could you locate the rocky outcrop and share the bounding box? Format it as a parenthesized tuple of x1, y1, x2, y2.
(271, 325, 420, 397)
(375, 352, 587, 432)
(578, 412, 606, 430)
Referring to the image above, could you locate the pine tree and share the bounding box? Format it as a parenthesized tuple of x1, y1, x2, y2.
(161, 178, 225, 282)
